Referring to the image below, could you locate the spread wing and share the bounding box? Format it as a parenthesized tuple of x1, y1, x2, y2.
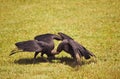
(15, 40, 42, 52)
(58, 32, 95, 59)
(10, 40, 43, 56)
(34, 33, 53, 43)
(34, 33, 62, 42)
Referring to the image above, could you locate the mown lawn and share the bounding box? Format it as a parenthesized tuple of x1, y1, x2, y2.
(0, 0, 120, 79)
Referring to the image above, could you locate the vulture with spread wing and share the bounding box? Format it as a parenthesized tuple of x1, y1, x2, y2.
(10, 33, 61, 62)
(52, 32, 96, 64)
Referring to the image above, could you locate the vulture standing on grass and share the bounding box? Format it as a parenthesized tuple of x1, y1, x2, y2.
(10, 33, 62, 62)
(52, 32, 96, 65)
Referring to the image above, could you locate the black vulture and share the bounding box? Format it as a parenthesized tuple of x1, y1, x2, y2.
(10, 33, 62, 62)
(52, 32, 96, 65)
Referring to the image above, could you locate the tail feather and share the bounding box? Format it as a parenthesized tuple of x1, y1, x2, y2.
(83, 47, 96, 57)
(9, 48, 23, 56)
(88, 51, 96, 57)
(77, 45, 96, 59)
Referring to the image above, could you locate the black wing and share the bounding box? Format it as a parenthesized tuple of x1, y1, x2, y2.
(68, 40, 95, 59)
(34, 33, 62, 43)
(58, 32, 95, 59)
(68, 40, 82, 62)
(15, 40, 42, 52)
(34, 33, 53, 43)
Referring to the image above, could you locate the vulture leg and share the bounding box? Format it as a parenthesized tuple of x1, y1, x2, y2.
(33, 52, 39, 63)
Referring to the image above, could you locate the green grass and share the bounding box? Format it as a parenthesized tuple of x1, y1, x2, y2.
(0, 0, 120, 79)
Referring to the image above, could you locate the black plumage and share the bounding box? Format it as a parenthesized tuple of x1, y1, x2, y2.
(10, 33, 62, 62)
(15, 40, 42, 52)
(52, 32, 95, 64)
(34, 33, 61, 58)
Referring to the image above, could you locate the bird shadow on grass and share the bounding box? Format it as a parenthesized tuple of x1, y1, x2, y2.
(54, 57, 97, 68)
(14, 57, 97, 68)
(14, 57, 48, 64)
